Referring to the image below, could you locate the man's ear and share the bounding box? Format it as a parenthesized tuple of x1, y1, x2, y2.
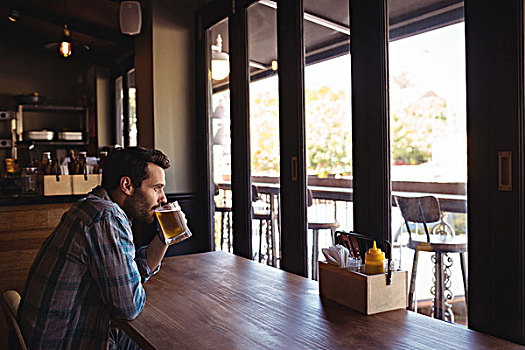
(120, 176, 134, 195)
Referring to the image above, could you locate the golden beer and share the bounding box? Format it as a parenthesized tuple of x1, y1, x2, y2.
(155, 202, 192, 244)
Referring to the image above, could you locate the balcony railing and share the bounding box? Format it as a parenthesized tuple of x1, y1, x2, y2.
(213, 175, 468, 325)
(214, 175, 467, 253)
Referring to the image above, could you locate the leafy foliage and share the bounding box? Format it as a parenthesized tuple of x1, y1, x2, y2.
(248, 71, 449, 175)
(305, 86, 352, 176)
(250, 90, 280, 174)
(249, 84, 352, 176)
(390, 73, 449, 165)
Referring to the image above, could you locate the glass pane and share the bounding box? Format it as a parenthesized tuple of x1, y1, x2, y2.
(304, 0, 352, 280)
(248, 1, 280, 267)
(207, 19, 233, 253)
(388, 0, 467, 325)
(127, 69, 137, 147)
(115, 76, 124, 147)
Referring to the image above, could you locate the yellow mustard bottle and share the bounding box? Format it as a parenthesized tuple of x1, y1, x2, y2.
(364, 241, 385, 275)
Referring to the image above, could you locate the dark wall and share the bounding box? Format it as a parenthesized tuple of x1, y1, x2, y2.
(132, 0, 208, 256)
(0, 40, 90, 164)
(0, 41, 88, 109)
(134, 0, 199, 194)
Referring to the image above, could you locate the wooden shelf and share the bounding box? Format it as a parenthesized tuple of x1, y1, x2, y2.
(25, 141, 86, 146)
(18, 105, 86, 112)
(15, 105, 90, 154)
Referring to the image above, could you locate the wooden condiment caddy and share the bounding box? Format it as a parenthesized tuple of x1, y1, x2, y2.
(318, 261, 408, 315)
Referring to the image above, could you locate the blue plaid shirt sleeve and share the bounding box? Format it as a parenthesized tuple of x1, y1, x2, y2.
(135, 246, 161, 283)
(86, 213, 146, 320)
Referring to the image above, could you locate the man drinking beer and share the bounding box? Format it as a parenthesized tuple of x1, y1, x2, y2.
(18, 147, 173, 349)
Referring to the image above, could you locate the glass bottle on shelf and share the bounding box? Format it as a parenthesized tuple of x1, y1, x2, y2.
(78, 151, 87, 175)
(21, 167, 40, 194)
(68, 149, 78, 175)
(42, 152, 51, 175)
(51, 157, 61, 176)
(46, 158, 54, 176)
(98, 151, 107, 174)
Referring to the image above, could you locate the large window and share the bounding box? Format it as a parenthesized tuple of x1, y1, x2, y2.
(196, 0, 525, 343)
(304, 0, 352, 280)
(127, 69, 137, 147)
(247, 1, 281, 267)
(115, 76, 124, 147)
(207, 18, 233, 253)
(114, 68, 137, 147)
(388, 0, 467, 325)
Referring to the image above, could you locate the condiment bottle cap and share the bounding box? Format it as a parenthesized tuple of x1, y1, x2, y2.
(365, 241, 385, 262)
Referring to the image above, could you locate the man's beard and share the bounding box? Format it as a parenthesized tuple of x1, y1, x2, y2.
(124, 188, 159, 223)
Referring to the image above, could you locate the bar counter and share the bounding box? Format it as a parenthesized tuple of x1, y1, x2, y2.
(0, 199, 74, 295)
(0, 194, 83, 206)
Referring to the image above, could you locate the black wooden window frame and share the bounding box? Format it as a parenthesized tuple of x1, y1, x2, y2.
(195, 1, 525, 344)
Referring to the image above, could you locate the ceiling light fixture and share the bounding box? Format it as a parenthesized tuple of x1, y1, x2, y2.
(59, 24, 72, 58)
(8, 9, 20, 22)
(57, 0, 72, 58)
(211, 34, 229, 81)
(212, 100, 227, 119)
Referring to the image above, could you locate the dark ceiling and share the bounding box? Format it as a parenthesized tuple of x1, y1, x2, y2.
(0, 0, 134, 66)
(0, 0, 463, 75)
(209, 0, 463, 90)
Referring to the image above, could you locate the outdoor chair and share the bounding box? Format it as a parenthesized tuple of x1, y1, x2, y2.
(308, 189, 340, 280)
(252, 185, 277, 266)
(394, 195, 467, 322)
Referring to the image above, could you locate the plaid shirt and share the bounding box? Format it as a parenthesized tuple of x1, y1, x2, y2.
(18, 186, 159, 349)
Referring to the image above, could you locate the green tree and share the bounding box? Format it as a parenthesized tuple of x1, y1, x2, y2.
(249, 84, 352, 177)
(305, 86, 352, 176)
(250, 90, 280, 175)
(390, 72, 449, 165)
(391, 91, 448, 165)
(248, 72, 449, 174)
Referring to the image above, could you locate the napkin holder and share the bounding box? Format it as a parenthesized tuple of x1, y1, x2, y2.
(318, 231, 407, 315)
(319, 262, 407, 315)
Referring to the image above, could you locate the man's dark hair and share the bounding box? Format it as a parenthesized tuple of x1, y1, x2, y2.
(102, 147, 170, 191)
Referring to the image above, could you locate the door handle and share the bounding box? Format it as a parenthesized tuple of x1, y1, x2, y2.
(498, 151, 512, 191)
(291, 156, 297, 181)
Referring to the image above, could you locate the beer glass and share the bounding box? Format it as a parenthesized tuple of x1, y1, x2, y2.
(155, 202, 192, 245)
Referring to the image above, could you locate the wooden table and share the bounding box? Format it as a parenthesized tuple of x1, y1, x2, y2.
(120, 251, 522, 349)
